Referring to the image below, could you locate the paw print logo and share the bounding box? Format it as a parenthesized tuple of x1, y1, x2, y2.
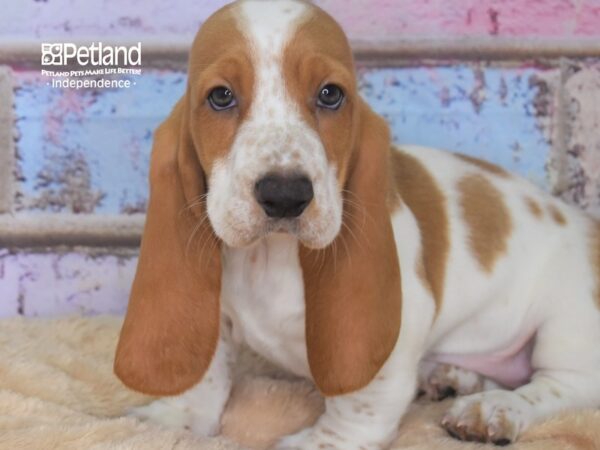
(41, 43, 63, 65)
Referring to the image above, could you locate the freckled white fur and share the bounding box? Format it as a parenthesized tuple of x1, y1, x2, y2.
(127, 335, 234, 436)
(400, 145, 600, 444)
(207, 0, 342, 249)
(221, 234, 310, 378)
(144, 142, 600, 448)
(418, 360, 501, 400)
(136, 2, 600, 448)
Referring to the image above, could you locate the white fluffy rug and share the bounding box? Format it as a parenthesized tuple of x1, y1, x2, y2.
(0, 316, 598, 449)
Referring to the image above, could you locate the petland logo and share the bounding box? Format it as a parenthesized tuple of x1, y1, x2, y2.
(40, 42, 142, 89)
(41, 42, 141, 66)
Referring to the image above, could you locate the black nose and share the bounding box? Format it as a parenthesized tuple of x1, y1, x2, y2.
(255, 174, 314, 218)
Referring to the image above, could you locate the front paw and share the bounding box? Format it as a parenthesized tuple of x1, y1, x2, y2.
(128, 398, 221, 437)
(441, 390, 532, 446)
(275, 425, 386, 450)
(418, 363, 484, 401)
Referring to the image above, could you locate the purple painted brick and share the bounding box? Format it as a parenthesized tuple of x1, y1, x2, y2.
(0, 250, 137, 318)
(0, 250, 22, 317)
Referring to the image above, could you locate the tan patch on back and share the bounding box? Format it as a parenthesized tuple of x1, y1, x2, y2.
(454, 153, 510, 178)
(391, 150, 449, 309)
(458, 174, 513, 272)
(524, 196, 543, 219)
(548, 203, 567, 226)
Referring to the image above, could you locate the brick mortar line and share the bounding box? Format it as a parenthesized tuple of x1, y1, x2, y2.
(1, 37, 600, 67)
(0, 214, 144, 248)
(0, 67, 14, 213)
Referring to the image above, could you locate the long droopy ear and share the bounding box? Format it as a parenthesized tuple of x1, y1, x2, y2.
(114, 96, 221, 396)
(300, 100, 402, 396)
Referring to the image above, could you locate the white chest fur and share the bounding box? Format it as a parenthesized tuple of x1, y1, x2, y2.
(220, 234, 311, 378)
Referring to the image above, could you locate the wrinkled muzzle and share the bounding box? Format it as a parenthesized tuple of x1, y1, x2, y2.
(205, 121, 344, 249)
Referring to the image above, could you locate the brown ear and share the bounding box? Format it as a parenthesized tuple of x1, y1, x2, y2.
(300, 100, 402, 396)
(114, 97, 221, 396)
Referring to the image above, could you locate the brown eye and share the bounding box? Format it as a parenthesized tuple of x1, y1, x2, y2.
(208, 86, 237, 110)
(317, 84, 344, 110)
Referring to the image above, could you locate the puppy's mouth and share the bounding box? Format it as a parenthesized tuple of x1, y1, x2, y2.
(259, 209, 340, 250)
(240, 212, 335, 248)
(265, 217, 301, 234)
(207, 174, 342, 250)
(248, 216, 306, 247)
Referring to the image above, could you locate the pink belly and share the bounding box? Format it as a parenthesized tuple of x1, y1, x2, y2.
(427, 333, 535, 389)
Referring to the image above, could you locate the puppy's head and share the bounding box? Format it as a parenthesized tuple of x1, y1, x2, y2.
(188, 0, 357, 248)
(115, 0, 401, 398)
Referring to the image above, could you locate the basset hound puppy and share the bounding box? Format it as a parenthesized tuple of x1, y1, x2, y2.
(114, 1, 600, 448)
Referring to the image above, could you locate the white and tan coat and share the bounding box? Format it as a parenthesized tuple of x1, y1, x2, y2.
(113, 1, 600, 448)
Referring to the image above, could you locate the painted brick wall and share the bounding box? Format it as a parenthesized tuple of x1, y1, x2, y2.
(3, 0, 600, 39)
(0, 1, 599, 318)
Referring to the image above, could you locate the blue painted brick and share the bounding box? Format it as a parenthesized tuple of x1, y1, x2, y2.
(14, 69, 186, 214)
(13, 64, 557, 214)
(360, 65, 556, 188)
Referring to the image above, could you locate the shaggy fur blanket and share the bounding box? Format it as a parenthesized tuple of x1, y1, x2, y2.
(0, 316, 598, 449)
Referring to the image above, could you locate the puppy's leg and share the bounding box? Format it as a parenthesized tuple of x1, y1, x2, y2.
(276, 298, 432, 450)
(418, 361, 500, 401)
(442, 315, 600, 445)
(127, 334, 235, 436)
(275, 214, 435, 450)
(275, 363, 418, 450)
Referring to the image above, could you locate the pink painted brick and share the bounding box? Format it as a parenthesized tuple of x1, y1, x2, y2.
(1, 0, 599, 39)
(577, 2, 600, 35)
(0, 250, 137, 317)
(1, 0, 230, 39)
(317, 0, 600, 39)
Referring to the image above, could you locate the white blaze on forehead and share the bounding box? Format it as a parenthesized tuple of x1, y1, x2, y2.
(206, 0, 342, 249)
(234, 0, 309, 120)
(236, 0, 309, 64)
